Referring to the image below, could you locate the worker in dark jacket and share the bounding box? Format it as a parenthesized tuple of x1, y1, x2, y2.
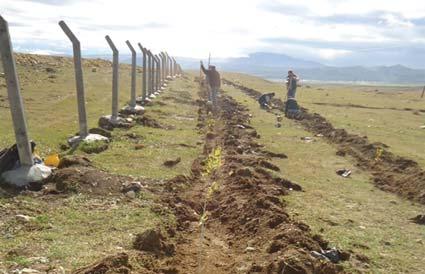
(258, 92, 275, 109)
(200, 61, 221, 105)
(286, 70, 298, 99)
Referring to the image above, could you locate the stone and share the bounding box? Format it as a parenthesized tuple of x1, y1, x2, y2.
(125, 190, 136, 199)
(121, 181, 142, 193)
(245, 246, 256, 252)
(45, 67, 56, 73)
(16, 214, 34, 222)
(89, 127, 112, 138)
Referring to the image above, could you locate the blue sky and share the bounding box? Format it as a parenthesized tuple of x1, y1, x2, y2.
(1, 0, 425, 68)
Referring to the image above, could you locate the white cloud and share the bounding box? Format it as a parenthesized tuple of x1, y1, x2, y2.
(1, 0, 425, 63)
(317, 49, 352, 60)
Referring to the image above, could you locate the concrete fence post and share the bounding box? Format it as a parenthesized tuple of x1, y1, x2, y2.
(172, 57, 177, 77)
(164, 52, 169, 78)
(125, 40, 137, 108)
(170, 55, 174, 77)
(152, 53, 157, 93)
(160, 52, 166, 85)
(155, 55, 160, 92)
(138, 43, 147, 101)
(105, 35, 119, 120)
(158, 53, 163, 87)
(0, 16, 33, 166)
(58, 20, 89, 139)
(148, 50, 155, 97)
(145, 48, 151, 96)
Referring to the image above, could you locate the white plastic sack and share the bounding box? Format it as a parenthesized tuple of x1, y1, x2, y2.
(1, 164, 52, 187)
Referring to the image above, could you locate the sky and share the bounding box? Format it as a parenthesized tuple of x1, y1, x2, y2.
(2, 0, 425, 67)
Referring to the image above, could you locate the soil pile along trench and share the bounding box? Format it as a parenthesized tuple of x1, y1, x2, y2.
(153, 80, 350, 273)
(223, 78, 425, 204)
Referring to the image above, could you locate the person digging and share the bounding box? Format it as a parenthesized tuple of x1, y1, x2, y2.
(200, 61, 221, 107)
(258, 92, 275, 109)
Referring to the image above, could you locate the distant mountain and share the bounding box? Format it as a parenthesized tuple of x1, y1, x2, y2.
(83, 52, 425, 84)
(179, 52, 425, 84)
(224, 52, 322, 69)
(296, 65, 425, 84)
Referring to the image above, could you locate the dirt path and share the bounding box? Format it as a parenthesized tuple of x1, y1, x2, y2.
(223, 79, 425, 205)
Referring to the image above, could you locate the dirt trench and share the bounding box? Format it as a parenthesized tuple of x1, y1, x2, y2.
(223, 79, 425, 204)
(73, 79, 356, 273)
(149, 83, 350, 273)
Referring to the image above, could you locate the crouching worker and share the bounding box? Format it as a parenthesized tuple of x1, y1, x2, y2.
(200, 61, 221, 106)
(285, 98, 304, 120)
(258, 92, 275, 109)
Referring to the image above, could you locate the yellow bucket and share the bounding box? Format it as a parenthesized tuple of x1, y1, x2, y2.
(44, 153, 60, 167)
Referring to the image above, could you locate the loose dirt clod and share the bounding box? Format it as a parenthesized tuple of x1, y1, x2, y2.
(163, 157, 181, 167)
(57, 155, 92, 169)
(136, 115, 170, 129)
(410, 214, 425, 225)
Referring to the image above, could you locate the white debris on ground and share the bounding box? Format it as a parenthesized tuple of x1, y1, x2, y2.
(121, 104, 145, 115)
(68, 133, 109, 146)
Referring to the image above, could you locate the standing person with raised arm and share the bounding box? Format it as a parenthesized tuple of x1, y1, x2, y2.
(200, 61, 221, 106)
(286, 70, 299, 99)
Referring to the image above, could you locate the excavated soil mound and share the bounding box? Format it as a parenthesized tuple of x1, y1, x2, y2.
(136, 115, 172, 129)
(224, 79, 425, 204)
(44, 156, 133, 195)
(133, 229, 175, 256)
(73, 253, 131, 274)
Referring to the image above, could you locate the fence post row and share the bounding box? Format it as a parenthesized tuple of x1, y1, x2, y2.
(105, 35, 119, 121)
(0, 16, 33, 166)
(138, 43, 147, 101)
(58, 20, 89, 139)
(125, 40, 137, 108)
